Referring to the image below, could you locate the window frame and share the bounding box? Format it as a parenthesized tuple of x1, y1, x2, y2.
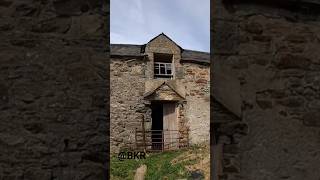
(154, 62, 173, 78)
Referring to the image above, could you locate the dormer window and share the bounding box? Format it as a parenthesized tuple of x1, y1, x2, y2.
(154, 53, 173, 79)
(154, 62, 172, 78)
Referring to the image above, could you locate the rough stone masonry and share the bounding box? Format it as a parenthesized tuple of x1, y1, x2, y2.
(110, 33, 211, 153)
(0, 0, 108, 179)
(212, 0, 320, 179)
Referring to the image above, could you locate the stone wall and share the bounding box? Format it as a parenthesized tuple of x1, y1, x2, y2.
(213, 0, 320, 179)
(110, 57, 147, 153)
(0, 0, 108, 179)
(110, 56, 210, 151)
(183, 62, 210, 144)
(212, 99, 248, 179)
(144, 34, 183, 80)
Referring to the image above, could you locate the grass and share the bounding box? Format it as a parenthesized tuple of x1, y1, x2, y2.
(110, 148, 196, 180)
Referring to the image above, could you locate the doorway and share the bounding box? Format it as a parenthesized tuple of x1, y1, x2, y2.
(151, 102, 163, 150)
(151, 101, 178, 150)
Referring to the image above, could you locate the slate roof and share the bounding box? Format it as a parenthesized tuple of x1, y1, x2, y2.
(110, 44, 143, 57)
(181, 49, 210, 64)
(110, 44, 210, 64)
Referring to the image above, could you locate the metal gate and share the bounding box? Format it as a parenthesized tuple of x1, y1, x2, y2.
(135, 129, 189, 152)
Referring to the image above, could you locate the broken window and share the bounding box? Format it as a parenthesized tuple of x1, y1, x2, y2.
(154, 53, 173, 79)
(154, 62, 172, 76)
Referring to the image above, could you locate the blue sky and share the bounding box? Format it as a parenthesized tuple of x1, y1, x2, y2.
(110, 0, 210, 52)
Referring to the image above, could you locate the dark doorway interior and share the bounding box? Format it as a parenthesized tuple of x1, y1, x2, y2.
(151, 102, 163, 150)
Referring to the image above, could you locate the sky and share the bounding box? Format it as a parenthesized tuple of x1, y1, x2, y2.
(110, 0, 210, 52)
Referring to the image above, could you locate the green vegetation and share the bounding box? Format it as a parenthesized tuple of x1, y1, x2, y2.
(110, 149, 194, 180)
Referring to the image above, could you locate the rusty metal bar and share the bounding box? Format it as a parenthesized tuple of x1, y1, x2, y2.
(135, 129, 182, 152)
(162, 130, 164, 151)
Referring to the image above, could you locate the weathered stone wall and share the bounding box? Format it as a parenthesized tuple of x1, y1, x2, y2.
(144, 34, 183, 79)
(213, 0, 320, 179)
(110, 33, 210, 149)
(0, 0, 108, 179)
(183, 62, 210, 144)
(212, 99, 248, 179)
(110, 56, 210, 151)
(110, 58, 147, 153)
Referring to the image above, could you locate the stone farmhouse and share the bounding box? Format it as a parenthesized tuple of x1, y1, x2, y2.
(110, 33, 211, 153)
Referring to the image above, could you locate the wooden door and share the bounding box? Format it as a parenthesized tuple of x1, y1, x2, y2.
(163, 103, 178, 150)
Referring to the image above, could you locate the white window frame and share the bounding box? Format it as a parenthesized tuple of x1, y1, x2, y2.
(154, 62, 173, 78)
